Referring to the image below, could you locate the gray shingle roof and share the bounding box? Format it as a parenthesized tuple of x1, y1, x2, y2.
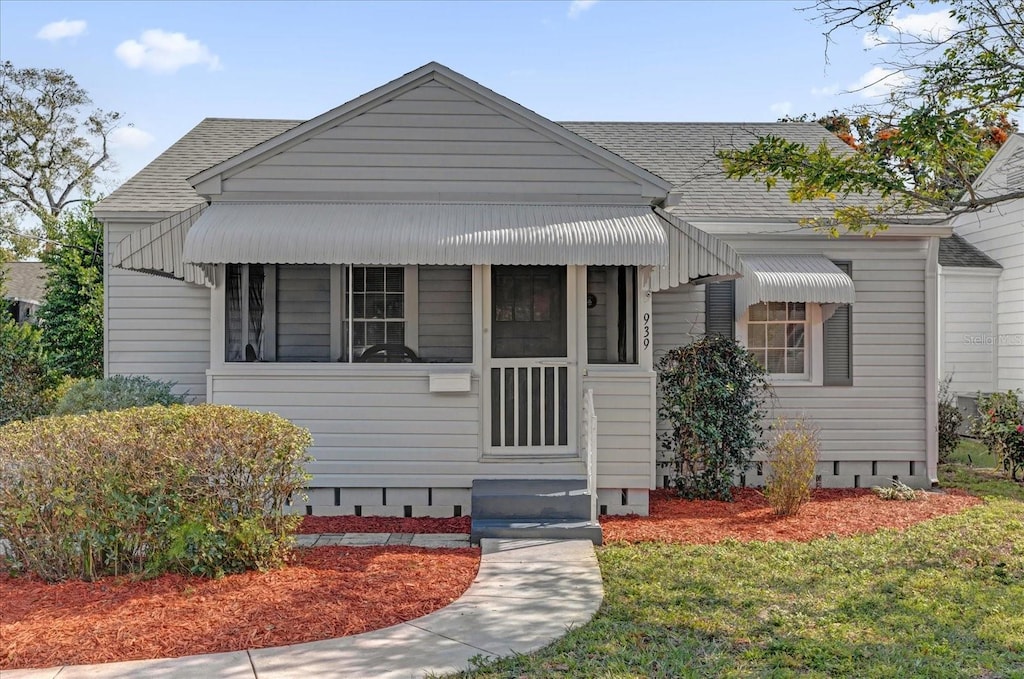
(1, 261, 47, 304)
(96, 118, 875, 220)
(95, 118, 301, 214)
(562, 121, 879, 219)
(938, 233, 1002, 268)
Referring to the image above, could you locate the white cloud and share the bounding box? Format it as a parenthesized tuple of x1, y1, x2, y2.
(36, 19, 86, 41)
(769, 101, 793, 116)
(568, 0, 597, 18)
(850, 66, 909, 99)
(115, 29, 221, 74)
(109, 126, 155, 150)
(864, 9, 959, 48)
(811, 84, 840, 97)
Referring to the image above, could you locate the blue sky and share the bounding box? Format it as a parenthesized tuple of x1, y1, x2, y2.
(0, 0, 954, 191)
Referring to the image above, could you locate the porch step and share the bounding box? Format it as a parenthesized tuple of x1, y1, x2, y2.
(470, 479, 602, 545)
(470, 519, 603, 545)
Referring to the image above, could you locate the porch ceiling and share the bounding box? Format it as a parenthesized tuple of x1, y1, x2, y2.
(181, 203, 669, 267)
(737, 254, 856, 308)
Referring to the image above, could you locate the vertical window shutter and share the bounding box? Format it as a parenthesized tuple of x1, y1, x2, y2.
(823, 261, 853, 386)
(704, 280, 735, 340)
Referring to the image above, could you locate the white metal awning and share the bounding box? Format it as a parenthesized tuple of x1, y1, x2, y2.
(736, 254, 856, 313)
(182, 203, 671, 268)
(112, 203, 210, 286)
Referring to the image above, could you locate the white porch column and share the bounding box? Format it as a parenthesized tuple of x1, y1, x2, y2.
(925, 237, 940, 485)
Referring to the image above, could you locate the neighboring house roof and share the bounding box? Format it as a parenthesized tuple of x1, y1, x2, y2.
(97, 118, 872, 221)
(938, 233, 1003, 269)
(1, 261, 47, 304)
(95, 118, 301, 214)
(561, 121, 879, 220)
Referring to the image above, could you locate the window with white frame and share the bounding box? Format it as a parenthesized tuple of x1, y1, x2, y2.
(345, 266, 407, 359)
(745, 301, 808, 376)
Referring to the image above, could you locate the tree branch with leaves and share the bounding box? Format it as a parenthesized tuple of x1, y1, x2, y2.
(719, 0, 1022, 233)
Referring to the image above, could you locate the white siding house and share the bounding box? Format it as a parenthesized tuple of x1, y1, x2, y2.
(96, 63, 947, 521)
(948, 133, 1024, 395)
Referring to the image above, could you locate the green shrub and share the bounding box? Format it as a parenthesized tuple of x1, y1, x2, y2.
(0, 404, 312, 581)
(764, 416, 820, 516)
(657, 336, 771, 501)
(0, 318, 59, 425)
(937, 376, 964, 463)
(53, 375, 187, 415)
(971, 390, 1024, 481)
(872, 479, 920, 501)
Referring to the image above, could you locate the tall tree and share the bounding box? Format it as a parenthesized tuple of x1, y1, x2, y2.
(1, 61, 122, 252)
(36, 203, 104, 379)
(719, 0, 1023, 233)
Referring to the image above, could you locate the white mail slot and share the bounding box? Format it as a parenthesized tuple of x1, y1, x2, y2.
(429, 372, 472, 392)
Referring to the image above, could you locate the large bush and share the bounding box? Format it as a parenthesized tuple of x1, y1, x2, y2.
(0, 404, 312, 581)
(53, 375, 186, 415)
(0, 315, 58, 425)
(764, 416, 820, 516)
(658, 335, 771, 500)
(937, 376, 964, 463)
(972, 390, 1024, 481)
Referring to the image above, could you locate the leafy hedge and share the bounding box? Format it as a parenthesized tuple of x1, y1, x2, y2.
(0, 404, 312, 581)
(53, 375, 187, 415)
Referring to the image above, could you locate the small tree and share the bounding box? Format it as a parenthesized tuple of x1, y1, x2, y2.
(937, 375, 964, 463)
(764, 416, 820, 516)
(36, 203, 103, 378)
(657, 335, 771, 500)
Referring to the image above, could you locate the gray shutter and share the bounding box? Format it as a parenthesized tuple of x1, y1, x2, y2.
(823, 261, 853, 386)
(704, 280, 735, 340)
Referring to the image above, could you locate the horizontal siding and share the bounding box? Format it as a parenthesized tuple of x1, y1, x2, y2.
(106, 220, 210, 400)
(277, 265, 331, 362)
(417, 266, 472, 362)
(940, 272, 997, 394)
(652, 239, 928, 469)
(223, 81, 644, 201)
(954, 195, 1024, 391)
(209, 370, 588, 488)
(585, 371, 655, 489)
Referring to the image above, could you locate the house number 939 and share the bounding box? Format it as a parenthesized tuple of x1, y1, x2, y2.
(643, 312, 651, 349)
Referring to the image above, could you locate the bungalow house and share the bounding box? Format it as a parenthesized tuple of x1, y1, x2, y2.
(1, 261, 46, 324)
(94, 63, 947, 529)
(941, 133, 1024, 403)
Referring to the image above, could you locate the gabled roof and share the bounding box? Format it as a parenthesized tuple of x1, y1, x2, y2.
(1, 261, 47, 304)
(95, 118, 300, 215)
(187, 62, 673, 199)
(938, 233, 1002, 269)
(969, 132, 1024, 193)
(560, 122, 881, 220)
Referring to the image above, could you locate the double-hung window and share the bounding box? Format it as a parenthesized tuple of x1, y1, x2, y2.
(746, 301, 808, 377)
(346, 266, 407, 359)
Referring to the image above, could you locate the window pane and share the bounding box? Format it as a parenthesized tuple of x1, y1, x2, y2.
(768, 302, 787, 321)
(748, 349, 766, 369)
(353, 268, 365, 292)
(766, 349, 786, 373)
(385, 293, 404, 319)
(354, 293, 365, 319)
(533, 285, 551, 321)
(789, 302, 806, 321)
(748, 324, 766, 348)
(749, 303, 767, 322)
(366, 321, 386, 346)
(365, 293, 385, 319)
(365, 267, 385, 291)
(766, 324, 787, 348)
(385, 267, 404, 292)
(354, 322, 366, 347)
(786, 349, 805, 374)
(386, 322, 405, 345)
(787, 323, 806, 348)
(495, 276, 514, 321)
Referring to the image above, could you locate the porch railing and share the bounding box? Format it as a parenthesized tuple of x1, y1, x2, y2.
(490, 359, 569, 449)
(583, 387, 598, 524)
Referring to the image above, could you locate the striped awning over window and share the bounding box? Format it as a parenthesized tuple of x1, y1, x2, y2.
(736, 254, 856, 314)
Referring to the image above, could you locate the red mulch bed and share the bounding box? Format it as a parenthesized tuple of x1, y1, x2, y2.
(601, 487, 983, 544)
(299, 515, 471, 534)
(1, 546, 479, 671)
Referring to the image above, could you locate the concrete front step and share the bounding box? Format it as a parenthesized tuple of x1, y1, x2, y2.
(471, 478, 591, 522)
(470, 519, 603, 546)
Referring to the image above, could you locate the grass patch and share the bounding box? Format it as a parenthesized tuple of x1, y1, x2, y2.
(454, 468, 1024, 678)
(948, 438, 998, 468)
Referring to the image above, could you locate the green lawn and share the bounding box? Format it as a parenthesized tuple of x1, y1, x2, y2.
(948, 438, 998, 469)
(454, 467, 1024, 678)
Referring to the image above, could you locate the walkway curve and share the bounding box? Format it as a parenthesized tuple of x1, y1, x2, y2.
(8, 539, 603, 679)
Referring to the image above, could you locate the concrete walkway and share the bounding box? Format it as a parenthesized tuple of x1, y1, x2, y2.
(7, 538, 603, 679)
